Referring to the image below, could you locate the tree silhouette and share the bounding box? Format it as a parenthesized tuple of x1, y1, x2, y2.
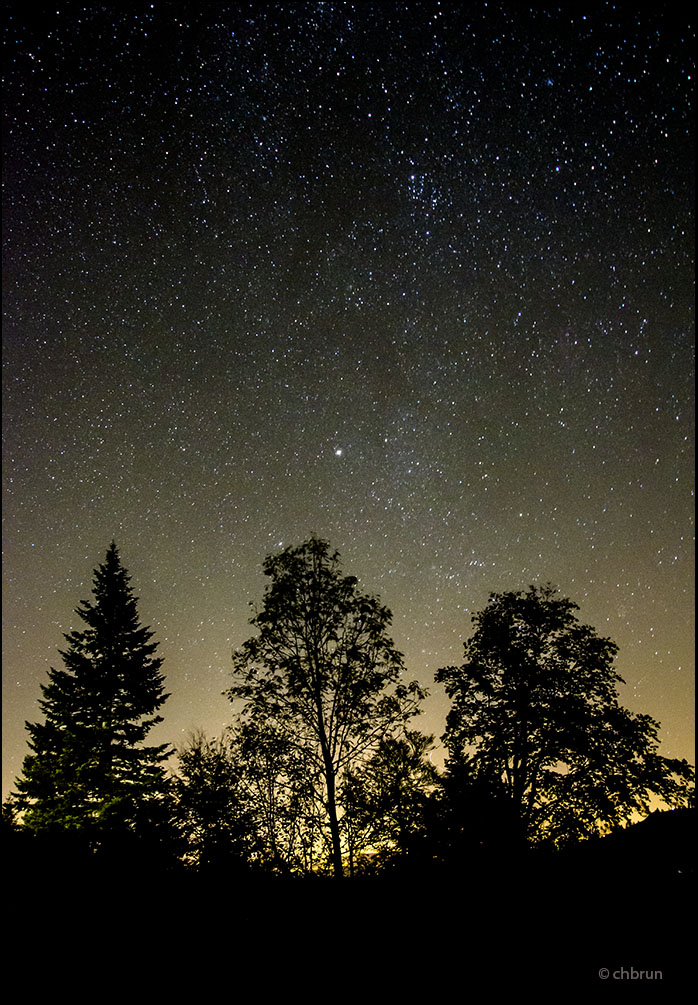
(436, 585, 695, 848)
(226, 537, 426, 877)
(175, 730, 258, 873)
(229, 716, 327, 874)
(341, 730, 439, 874)
(12, 542, 172, 859)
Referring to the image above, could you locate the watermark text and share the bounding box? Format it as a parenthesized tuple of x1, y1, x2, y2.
(598, 967, 663, 981)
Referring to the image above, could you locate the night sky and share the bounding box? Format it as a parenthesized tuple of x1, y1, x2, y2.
(2, 4, 694, 800)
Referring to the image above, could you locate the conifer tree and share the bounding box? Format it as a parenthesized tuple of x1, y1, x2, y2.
(13, 542, 172, 853)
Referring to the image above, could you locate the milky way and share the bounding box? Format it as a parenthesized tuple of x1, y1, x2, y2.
(3, 5, 694, 795)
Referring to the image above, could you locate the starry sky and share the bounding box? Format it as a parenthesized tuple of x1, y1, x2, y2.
(2, 3, 694, 799)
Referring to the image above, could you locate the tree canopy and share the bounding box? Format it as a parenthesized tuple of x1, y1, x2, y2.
(226, 536, 426, 876)
(436, 584, 695, 848)
(341, 729, 440, 873)
(174, 730, 258, 872)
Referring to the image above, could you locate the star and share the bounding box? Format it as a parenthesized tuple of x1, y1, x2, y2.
(1, 5, 693, 797)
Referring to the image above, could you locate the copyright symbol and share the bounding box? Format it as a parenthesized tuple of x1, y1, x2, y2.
(598, 969, 609, 980)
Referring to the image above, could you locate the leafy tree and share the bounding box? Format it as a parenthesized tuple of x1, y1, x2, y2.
(231, 716, 326, 874)
(341, 730, 439, 874)
(436, 585, 695, 848)
(226, 537, 426, 877)
(421, 753, 531, 872)
(174, 730, 258, 872)
(12, 542, 172, 859)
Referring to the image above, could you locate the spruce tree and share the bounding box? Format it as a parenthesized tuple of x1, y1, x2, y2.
(13, 542, 172, 854)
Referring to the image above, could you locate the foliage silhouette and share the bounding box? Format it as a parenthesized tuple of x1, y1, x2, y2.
(11, 542, 174, 865)
(226, 536, 426, 876)
(6, 543, 694, 894)
(341, 729, 439, 874)
(229, 715, 329, 874)
(175, 729, 259, 873)
(436, 584, 695, 848)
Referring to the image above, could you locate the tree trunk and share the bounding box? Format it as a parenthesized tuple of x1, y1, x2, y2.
(324, 761, 344, 878)
(313, 676, 344, 877)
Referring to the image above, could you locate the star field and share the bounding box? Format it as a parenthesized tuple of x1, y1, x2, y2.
(2, 4, 694, 796)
